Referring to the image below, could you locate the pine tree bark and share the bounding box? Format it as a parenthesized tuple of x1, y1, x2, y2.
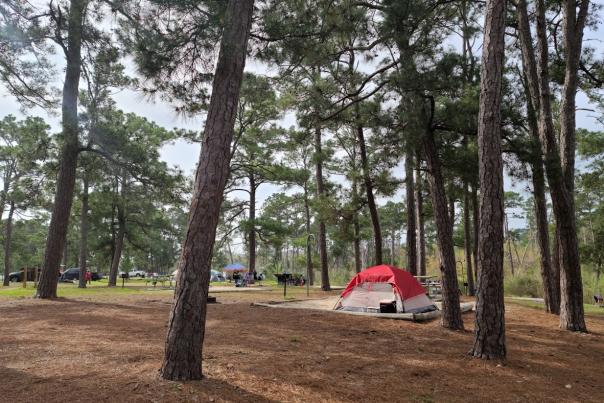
(315, 126, 331, 290)
(552, 225, 561, 307)
(415, 163, 426, 277)
(464, 183, 475, 296)
(357, 123, 382, 265)
(160, 0, 254, 381)
(108, 204, 125, 287)
(522, 0, 587, 331)
(78, 175, 89, 289)
(62, 240, 68, 269)
(248, 173, 256, 275)
(352, 177, 362, 273)
(557, 0, 589, 331)
(3, 201, 15, 287)
(470, 0, 507, 360)
(472, 184, 479, 284)
(35, 0, 88, 298)
(303, 182, 315, 284)
(516, 2, 560, 313)
(531, 160, 559, 313)
(448, 194, 455, 234)
(422, 107, 463, 330)
(406, 146, 417, 274)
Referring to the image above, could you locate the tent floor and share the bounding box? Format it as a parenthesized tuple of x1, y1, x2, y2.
(253, 296, 474, 321)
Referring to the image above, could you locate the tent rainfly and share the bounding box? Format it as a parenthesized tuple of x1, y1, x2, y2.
(334, 265, 437, 314)
(223, 263, 247, 272)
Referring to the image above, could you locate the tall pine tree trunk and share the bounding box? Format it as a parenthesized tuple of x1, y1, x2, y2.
(303, 183, 314, 284)
(448, 194, 455, 234)
(415, 155, 426, 277)
(531, 160, 559, 313)
(3, 201, 15, 287)
(520, 0, 587, 331)
(160, 0, 254, 380)
(470, 0, 506, 360)
(357, 123, 382, 265)
(315, 126, 331, 290)
(406, 146, 417, 274)
(108, 205, 125, 287)
(464, 183, 475, 296)
(422, 107, 463, 330)
(248, 173, 256, 275)
(352, 177, 362, 273)
(552, 225, 562, 307)
(78, 175, 89, 289)
(36, 0, 88, 298)
(472, 184, 479, 285)
(516, 4, 560, 313)
(556, 0, 589, 331)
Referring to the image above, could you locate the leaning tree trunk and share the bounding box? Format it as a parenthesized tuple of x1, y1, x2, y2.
(160, 0, 254, 381)
(470, 0, 507, 360)
(35, 0, 88, 298)
(406, 146, 417, 274)
(248, 173, 256, 275)
(463, 183, 475, 296)
(315, 126, 331, 290)
(3, 201, 15, 287)
(415, 155, 426, 277)
(357, 123, 383, 265)
(423, 121, 463, 330)
(78, 175, 89, 288)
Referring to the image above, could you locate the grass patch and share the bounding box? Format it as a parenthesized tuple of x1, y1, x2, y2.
(506, 297, 604, 317)
(0, 283, 154, 299)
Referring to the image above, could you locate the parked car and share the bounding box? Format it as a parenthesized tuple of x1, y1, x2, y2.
(8, 268, 40, 282)
(60, 268, 81, 281)
(128, 270, 146, 278)
(60, 268, 103, 282)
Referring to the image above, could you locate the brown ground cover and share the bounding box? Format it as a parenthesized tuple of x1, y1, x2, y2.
(0, 290, 602, 402)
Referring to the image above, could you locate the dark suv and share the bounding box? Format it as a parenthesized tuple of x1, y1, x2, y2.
(60, 268, 103, 282)
(8, 268, 40, 282)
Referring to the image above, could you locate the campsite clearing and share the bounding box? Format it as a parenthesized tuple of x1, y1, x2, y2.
(253, 296, 474, 321)
(0, 290, 603, 402)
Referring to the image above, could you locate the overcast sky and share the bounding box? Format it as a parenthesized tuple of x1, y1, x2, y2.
(1, 6, 603, 238)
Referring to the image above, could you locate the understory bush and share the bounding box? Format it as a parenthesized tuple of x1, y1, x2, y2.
(505, 271, 543, 298)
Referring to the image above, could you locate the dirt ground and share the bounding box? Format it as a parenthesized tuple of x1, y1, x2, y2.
(0, 290, 603, 402)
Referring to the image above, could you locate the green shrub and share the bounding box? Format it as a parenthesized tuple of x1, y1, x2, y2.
(505, 273, 543, 298)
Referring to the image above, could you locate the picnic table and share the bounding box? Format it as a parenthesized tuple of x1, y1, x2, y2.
(145, 275, 174, 288)
(415, 275, 441, 298)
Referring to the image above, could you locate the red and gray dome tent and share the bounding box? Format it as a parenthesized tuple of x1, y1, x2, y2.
(334, 265, 437, 314)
